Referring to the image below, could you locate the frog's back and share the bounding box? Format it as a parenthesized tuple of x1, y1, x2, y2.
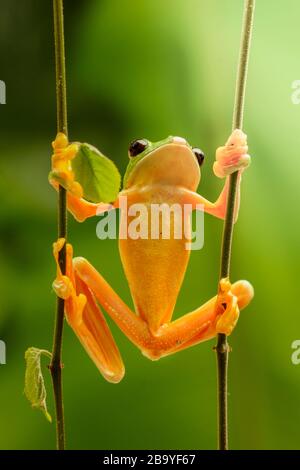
(119, 188, 191, 334)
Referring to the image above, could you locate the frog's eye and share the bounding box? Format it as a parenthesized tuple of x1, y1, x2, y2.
(128, 139, 149, 157)
(192, 148, 205, 166)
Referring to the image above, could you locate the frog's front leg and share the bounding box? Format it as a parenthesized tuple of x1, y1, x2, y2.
(184, 129, 250, 222)
(49, 133, 116, 222)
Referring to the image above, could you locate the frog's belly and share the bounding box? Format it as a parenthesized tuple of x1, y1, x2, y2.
(119, 205, 191, 334)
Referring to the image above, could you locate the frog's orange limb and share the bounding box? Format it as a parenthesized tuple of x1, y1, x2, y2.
(170, 280, 253, 354)
(215, 278, 239, 336)
(52, 239, 124, 383)
(49, 133, 117, 222)
(183, 129, 250, 221)
(71, 256, 253, 361)
(71, 275, 125, 383)
(52, 241, 253, 381)
(66, 193, 117, 223)
(213, 129, 250, 178)
(182, 176, 241, 221)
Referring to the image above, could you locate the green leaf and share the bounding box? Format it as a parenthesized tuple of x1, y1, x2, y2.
(72, 143, 121, 203)
(24, 347, 52, 423)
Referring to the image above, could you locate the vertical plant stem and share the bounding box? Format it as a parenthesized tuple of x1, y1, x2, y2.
(49, 0, 68, 450)
(215, 0, 255, 451)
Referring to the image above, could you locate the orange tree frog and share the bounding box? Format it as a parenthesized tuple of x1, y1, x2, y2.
(49, 130, 253, 383)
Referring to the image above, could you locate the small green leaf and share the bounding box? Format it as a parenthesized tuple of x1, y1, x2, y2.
(24, 347, 52, 423)
(72, 143, 121, 203)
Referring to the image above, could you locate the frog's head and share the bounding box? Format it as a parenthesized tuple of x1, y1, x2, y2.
(123, 136, 205, 191)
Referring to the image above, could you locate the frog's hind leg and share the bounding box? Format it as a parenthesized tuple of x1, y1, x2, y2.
(72, 257, 253, 361)
(53, 239, 125, 384)
(167, 279, 254, 356)
(71, 275, 125, 383)
(53, 241, 253, 377)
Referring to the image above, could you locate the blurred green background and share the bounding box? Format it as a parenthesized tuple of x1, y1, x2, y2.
(0, 0, 299, 450)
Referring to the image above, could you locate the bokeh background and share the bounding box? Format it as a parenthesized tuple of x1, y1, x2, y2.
(0, 0, 299, 450)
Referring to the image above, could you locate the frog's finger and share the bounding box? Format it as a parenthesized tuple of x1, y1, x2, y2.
(214, 154, 250, 177)
(216, 145, 248, 164)
(226, 129, 247, 147)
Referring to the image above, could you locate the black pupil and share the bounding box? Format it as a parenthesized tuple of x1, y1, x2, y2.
(193, 148, 205, 166)
(129, 139, 148, 157)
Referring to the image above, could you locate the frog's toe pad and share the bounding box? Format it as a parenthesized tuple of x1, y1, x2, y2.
(216, 298, 239, 336)
(52, 275, 73, 300)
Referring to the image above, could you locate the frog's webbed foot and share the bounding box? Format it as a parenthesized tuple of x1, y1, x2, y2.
(215, 278, 240, 336)
(52, 238, 87, 325)
(214, 129, 251, 178)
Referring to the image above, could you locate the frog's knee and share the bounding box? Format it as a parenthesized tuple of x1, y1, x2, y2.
(232, 280, 254, 310)
(141, 343, 164, 361)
